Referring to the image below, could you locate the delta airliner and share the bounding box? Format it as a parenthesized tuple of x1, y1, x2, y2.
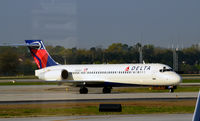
(25, 40, 182, 94)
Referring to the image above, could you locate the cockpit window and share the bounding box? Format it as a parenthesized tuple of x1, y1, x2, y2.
(159, 67, 173, 72)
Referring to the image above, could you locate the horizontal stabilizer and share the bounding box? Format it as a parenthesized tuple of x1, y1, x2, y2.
(0, 44, 40, 48)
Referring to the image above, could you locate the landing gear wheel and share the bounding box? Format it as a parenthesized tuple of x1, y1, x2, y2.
(169, 88, 174, 93)
(79, 87, 88, 94)
(103, 87, 112, 94)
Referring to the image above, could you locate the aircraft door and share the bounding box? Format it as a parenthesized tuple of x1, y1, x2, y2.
(152, 70, 157, 81)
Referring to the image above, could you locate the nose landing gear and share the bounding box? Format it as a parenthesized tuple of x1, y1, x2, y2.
(169, 88, 174, 93)
(168, 86, 177, 93)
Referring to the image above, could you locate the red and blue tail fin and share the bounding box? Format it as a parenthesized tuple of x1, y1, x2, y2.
(25, 40, 58, 69)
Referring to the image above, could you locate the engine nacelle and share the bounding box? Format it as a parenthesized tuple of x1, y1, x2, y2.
(38, 69, 69, 81)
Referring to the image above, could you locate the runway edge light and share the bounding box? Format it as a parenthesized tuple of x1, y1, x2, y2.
(192, 90, 200, 121)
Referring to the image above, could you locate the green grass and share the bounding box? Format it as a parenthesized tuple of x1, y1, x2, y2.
(175, 86, 200, 92)
(182, 79, 200, 83)
(122, 106, 194, 114)
(181, 74, 200, 77)
(0, 104, 195, 117)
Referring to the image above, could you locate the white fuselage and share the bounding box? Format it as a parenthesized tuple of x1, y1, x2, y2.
(35, 63, 181, 86)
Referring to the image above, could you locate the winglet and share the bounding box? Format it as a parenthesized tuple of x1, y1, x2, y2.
(192, 90, 200, 121)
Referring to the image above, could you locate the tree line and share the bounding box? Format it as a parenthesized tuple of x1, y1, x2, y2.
(0, 43, 200, 76)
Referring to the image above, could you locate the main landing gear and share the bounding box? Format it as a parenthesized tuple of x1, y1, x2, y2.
(79, 87, 88, 94)
(169, 88, 174, 93)
(79, 86, 112, 94)
(103, 87, 112, 94)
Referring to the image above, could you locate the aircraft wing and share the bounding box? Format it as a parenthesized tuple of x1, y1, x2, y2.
(61, 80, 107, 87)
(0, 43, 40, 47)
(60, 79, 137, 87)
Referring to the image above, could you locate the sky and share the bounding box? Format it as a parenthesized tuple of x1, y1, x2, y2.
(0, 0, 200, 48)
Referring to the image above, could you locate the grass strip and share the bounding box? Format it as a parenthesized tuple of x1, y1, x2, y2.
(182, 79, 200, 83)
(0, 100, 195, 117)
(181, 74, 200, 77)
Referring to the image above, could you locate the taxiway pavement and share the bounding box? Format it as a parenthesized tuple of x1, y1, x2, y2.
(0, 85, 198, 102)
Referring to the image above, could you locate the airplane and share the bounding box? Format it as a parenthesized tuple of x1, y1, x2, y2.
(192, 91, 200, 121)
(25, 40, 182, 94)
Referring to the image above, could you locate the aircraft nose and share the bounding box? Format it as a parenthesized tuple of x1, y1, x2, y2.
(171, 73, 182, 84)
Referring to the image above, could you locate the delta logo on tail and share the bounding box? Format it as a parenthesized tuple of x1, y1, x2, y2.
(25, 40, 58, 69)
